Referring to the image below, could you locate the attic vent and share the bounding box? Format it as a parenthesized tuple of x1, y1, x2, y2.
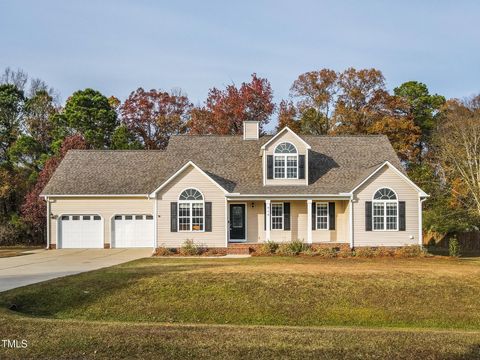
(243, 121, 259, 140)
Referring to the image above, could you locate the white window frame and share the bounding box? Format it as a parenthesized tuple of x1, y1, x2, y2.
(178, 188, 205, 232)
(372, 187, 399, 232)
(270, 202, 284, 230)
(315, 202, 329, 230)
(273, 142, 298, 180)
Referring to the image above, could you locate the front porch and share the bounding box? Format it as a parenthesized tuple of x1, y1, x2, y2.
(226, 199, 351, 246)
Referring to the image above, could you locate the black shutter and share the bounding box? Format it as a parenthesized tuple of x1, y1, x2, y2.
(329, 202, 335, 230)
(399, 201, 406, 231)
(267, 155, 273, 179)
(205, 202, 212, 232)
(170, 202, 177, 232)
(299, 155, 305, 179)
(312, 202, 316, 230)
(264, 202, 266, 230)
(284, 203, 290, 230)
(365, 201, 372, 231)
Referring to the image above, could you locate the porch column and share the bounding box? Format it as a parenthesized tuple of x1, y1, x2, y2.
(307, 199, 312, 244)
(265, 199, 271, 242)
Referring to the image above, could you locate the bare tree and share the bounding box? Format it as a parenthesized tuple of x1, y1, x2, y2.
(436, 95, 480, 217)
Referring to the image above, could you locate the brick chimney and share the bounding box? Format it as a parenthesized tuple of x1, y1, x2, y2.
(243, 121, 259, 140)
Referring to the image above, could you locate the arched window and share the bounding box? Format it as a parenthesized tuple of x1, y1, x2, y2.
(274, 142, 298, 179)
(178, 188, 204, 232)
(372, 188, 398, 231)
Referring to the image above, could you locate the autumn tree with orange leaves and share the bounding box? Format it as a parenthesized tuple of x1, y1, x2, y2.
(188, 73, 274, 135)
(121, 88, 192, 150)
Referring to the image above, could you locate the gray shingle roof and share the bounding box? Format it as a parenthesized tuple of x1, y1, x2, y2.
(41, 134, 404, 196)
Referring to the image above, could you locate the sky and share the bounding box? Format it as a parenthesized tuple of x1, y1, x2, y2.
(1, 0, 479, 129)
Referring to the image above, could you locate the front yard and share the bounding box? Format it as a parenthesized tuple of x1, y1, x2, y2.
(1, 256, 480, 358)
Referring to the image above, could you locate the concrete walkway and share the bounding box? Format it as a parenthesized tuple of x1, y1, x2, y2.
(0, 248, 152, 292)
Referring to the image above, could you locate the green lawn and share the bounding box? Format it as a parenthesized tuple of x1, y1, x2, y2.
(1, 256, 480, 359)
(0, 246, 41, 258)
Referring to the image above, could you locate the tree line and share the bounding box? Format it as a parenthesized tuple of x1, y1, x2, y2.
(0, 67, 478, 244)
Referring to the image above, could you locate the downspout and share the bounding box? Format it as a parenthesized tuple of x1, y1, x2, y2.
(152, 194, 158, 253)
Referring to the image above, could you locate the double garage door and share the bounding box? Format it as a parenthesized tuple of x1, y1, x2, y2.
(58, 214, 154, 249)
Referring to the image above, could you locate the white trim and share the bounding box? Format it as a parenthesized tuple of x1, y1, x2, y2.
(419, 196, 427, 246)
(224, 197, 228, 247)
(46, 196, 50, 249)
(315, 202, 329, 230)
(226, 194, 350, 199)
(305, 150, 309, 186)
(260, 126, 311, 151)
(265, 199, 271, 241)
(178, 187, 204, 201)
(41, 194, 149, 198)
(349, 196, 354, 248)
(57, 213, 104, 249)
(371, 187, 399, 231)
(307, 199, 312, 244)
(350, 161, 428, 197)
(149, 161, 228, 197)
(153, 196, 158, 249)
(273, 142, 299, 180)
(228, 202, 248, 242)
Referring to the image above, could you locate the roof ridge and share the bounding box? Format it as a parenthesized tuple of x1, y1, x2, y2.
(68, 149, 165, 152)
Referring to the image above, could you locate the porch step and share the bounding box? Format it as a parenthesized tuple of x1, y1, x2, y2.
(227, 244, 257, 255)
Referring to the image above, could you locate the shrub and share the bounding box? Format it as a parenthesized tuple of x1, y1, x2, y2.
(154, 247, 174, 256)
(276, 243, 294, 256)
(257, 240, 279, 255)
(288, 239, 308, 255)
(354, 247, 378, 258)
(179, 239, 203, 256)
(0, 223, 24, 246)
(313, 247, 338, 258)
(449, 236, 461, 257)
(394, 245, 426, 258)
(301, 247, 317, 257)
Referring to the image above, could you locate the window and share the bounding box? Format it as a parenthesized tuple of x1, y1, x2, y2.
(114, 215, 122, 220)
(93, 215, 101, 221)
(135, 215, 143, 220)
(83, 216, 91, 220)
(125, 215, 133, 220)
(72, 216, 80, 220)
(316, 203, 329, 230)
(146, 215, 153, 220)
(178, 188, 204, 232)
(271, 203, 284, 230)
(61, 215, 69, 221)
(273, 142, 298, 179)
(373, 188, 398, 231)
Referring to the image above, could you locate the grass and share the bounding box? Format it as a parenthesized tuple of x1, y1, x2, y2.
(0, 246, 41, 258)
(1, 256, 480, 358)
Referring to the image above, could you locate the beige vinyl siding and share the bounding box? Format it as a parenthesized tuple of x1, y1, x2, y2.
(264, 131, 308, 186)
(49, 197, 153, 246)
(243, 121, 259, 140)
(243, 200, 348, 243)
(156, 165, 226, 248)
(353, 166, 419, 247)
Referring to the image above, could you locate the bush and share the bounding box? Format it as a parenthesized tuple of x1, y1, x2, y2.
(0, 223, 25, 246)
(313, 247, 338, 258)
(394, 245, 426, 258)
(257, 240, 279, 255)
(179, 239, 204, 256)
(154, 247, 174, 256)
(301, 247, 318, 257)
(354, 247, 378, 258)
(449, 236, 461, 257)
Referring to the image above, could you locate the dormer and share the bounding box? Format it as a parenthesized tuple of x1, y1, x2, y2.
(261, 127, 311, 186)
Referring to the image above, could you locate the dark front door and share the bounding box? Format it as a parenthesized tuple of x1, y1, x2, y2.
(229, 204, 246, 241)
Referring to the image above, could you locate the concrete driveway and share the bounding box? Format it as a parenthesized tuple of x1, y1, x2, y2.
(0, 249, 152, 292)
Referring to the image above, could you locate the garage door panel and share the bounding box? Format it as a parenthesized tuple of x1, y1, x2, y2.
(113, 214, 153, 248)
(59, 215, 103, 249)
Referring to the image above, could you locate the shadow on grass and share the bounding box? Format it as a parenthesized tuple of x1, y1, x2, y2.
(0, 260, 234, 318)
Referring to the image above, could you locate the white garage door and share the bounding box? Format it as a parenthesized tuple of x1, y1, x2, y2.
(59, 215, 103, 248)
(112, 214, 154, 248)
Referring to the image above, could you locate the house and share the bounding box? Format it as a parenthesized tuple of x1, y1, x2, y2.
(41, 122, 428, 250)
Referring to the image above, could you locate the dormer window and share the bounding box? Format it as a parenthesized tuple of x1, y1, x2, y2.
(274, 142, 298, 179)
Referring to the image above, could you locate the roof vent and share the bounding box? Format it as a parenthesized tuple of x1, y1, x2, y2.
(243, 121, 259, 140)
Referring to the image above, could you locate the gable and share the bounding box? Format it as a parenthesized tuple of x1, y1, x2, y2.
(353, 164, 425, 198)
(155, 164, 226, 200)
(263, 128, 310, 155)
